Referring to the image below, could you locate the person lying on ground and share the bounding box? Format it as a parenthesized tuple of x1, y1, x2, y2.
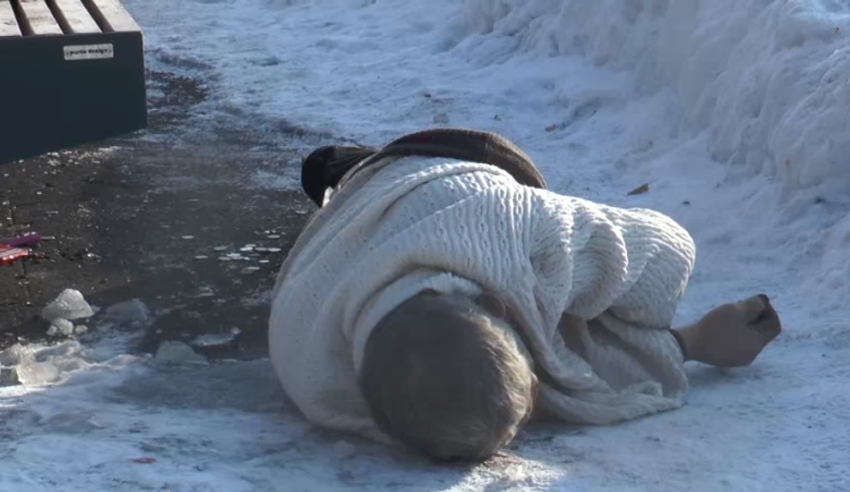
(268, 128, 783, 463)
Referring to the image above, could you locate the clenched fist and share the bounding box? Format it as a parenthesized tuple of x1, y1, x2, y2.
(676, 294, 782, 368)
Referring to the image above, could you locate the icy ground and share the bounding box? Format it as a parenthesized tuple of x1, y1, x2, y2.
(2, 0, 850, 490)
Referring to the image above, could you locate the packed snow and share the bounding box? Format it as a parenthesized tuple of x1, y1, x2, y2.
(2, 0, 849, 491)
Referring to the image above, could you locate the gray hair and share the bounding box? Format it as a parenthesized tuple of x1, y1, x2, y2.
(359, 292, 536, 462)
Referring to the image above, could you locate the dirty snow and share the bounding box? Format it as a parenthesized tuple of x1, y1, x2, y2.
(2, 0, 849, 491)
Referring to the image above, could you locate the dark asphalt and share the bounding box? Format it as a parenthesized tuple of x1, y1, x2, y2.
(0, 69, 314, 360)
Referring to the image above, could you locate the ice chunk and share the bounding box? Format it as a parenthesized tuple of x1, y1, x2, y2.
(15, 361, 60, 386)
(0, 344, 23, 366)
(103, 299, 151, 328)
(41, 289, 95, 322)
(190, 329, 239, 349)
(154, 341, 208, 365)
(47, 318, 75, 337)
(13, 341, 92, 385)
(0, 340, 128, 386)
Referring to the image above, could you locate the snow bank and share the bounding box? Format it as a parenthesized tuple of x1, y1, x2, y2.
(460, 0, 850, 198)
(122, 0, 850, 309)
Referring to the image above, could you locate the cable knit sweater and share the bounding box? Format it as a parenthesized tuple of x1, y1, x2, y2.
(269, 156, 697, 442)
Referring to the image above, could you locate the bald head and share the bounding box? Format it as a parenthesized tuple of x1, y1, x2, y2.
(359, 291, 537, 462)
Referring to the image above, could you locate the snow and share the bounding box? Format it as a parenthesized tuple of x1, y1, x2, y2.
(2, 0, 849, 490)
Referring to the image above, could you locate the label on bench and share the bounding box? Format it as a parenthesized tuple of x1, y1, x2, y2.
(63, 44, 115, 61)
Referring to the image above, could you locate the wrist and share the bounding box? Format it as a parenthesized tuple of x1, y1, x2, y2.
(671, 323, 702, 363)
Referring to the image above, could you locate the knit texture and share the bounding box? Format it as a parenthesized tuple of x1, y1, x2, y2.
(269, 156, 697, 442)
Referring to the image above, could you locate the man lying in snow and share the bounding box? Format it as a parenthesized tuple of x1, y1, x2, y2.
(269, 128, 782, 462)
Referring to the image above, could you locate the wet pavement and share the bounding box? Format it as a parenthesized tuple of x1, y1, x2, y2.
(0, 69, 315, 360)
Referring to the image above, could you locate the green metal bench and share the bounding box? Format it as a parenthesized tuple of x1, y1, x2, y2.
(0, 0, 147, 165)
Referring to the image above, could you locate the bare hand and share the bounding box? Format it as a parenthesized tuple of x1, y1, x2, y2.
(678, 294, 782, 368)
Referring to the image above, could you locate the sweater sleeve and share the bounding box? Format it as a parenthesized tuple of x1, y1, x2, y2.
(529, 189, 696, 328)
(525, 191, 696, 424)
(593, 204, 697, 329)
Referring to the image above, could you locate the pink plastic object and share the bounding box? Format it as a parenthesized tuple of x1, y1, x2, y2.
(0, 244, 29, 264)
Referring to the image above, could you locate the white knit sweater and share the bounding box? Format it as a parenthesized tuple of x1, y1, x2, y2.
(269, 156, 696, 442)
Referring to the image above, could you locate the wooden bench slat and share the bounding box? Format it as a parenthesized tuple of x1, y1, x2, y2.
(86, 0, 138, 33)
(0, 1, 21, 37)
(18, 0, 64, 36)
(53, 0, 101, 34)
